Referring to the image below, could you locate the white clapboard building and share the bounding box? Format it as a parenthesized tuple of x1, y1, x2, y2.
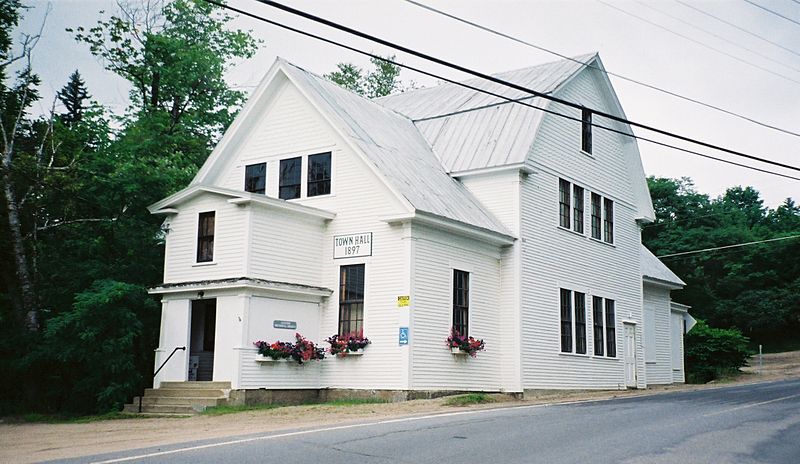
(147, 54, 695, 400)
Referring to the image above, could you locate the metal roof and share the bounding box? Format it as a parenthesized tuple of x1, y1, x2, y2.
(641, 245, 685, 287)
(377, 53, 597, 173)
(280, 59, 512, 237)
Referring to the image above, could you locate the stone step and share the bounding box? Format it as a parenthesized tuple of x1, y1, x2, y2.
(159, 381, 231, 390)
(144, 388, 227, 398)
(123, 403, 205, 414)
(137, 396, 223, 407)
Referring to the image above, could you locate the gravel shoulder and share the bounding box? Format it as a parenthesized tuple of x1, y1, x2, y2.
(3, 351, 798, 464)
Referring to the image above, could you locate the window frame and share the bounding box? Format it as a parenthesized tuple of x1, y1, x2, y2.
(581, 107, 592, 155)
(558, 178, 571, 229)
(573, 185, 584, 234)
(279, 156, 302, 200)
(452, 269, 470, 337)
(560, 289, 587, 355)
(244, 162, 267, 195)
(590, 193, 602, 240)
(591, 295, 617, 358)
(196, 211, 216, 263)
(338, 264, 365, 337)
(307, 152, 332, 198)
(603, 197, 614, 244)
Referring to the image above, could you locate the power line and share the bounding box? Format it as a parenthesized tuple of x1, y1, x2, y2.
(676, 0, 800, 60)
(205, 0, 800, 181)
(743, 0, 800, 28)
(403, 0, 800, 139)
(636, 0, 800, 75)
(249, 0, 800, 175)
(657, 234, 800, 258)
(598, 0, 800, 86)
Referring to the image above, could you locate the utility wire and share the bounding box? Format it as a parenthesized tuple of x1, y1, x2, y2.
(637, 0, 800, 75)
(598, 0, 800, 86)
(657, 234, 800, 258)
(249, 0, 800, 175)
(205, 0, 800, 181)
(676, 0, 800, 60)
(404, 0, 800, 139)
(743, 0, 800, 28)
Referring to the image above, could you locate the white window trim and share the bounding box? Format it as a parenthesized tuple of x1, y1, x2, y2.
(559, 288, 589, 356)
(590, 294, 618, 359)
(194, 210, 217, 265)
(449, 267, 472, 337)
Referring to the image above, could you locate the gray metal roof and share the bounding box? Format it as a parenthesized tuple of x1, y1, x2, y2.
(641, 245, 685, 287)
(280, 59, 511, 236)
(377, 53, 597, 173)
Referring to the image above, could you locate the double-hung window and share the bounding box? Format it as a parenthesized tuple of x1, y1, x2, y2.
(307, 152, 331, 197)
(338, 264, 365, 336)
(591, 193, 602, 240)
(559, 179, 571, 229)
(560, 179, 585, 234)
(452, 270, 470, 336)
(603, 198, 614, 244)
(573, 185, 584, 233)
(560, 289, 587, 354)
(592, 295, 616, 357)
(279, 157, 302, 200)
(244, 162, 266, 194)
(196, 211, 215, 263)
(581, 107, 592, 154)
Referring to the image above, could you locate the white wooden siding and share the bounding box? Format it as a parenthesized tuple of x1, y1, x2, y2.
(643, 284, 675, 385)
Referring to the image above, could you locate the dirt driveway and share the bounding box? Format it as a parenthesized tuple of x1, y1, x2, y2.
(2, 351, 798, 464)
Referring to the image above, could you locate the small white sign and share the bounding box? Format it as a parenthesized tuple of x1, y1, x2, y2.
(333, 232, 372, 259)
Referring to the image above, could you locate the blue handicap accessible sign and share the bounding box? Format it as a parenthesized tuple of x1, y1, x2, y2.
(399, 327, 409, 345)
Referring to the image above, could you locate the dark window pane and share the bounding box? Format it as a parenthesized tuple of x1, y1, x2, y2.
(339, 264, 365, 336)
(559, 179, 571, 228)
(279, 157, 302, 200)
(593, 296, 604, 356)
(560, 288, 572, 353)
(307, 152, 331, 197)
(606, 299, 616, 357)
(575, 292, 586, 354)
(581, 108, 592, 154)
(197, 212, 215, 263)
(573, 185, 584, 233)
(604, 198, 614, 243)
(591, 193, 602, 240)
(244, 162, 266, 194)
(452, 270, 469, 336)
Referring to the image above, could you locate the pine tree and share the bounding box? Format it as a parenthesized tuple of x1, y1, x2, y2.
(57, 70, 89, 124)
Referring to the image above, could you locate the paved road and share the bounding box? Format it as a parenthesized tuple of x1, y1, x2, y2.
(52, 379, 800, 464)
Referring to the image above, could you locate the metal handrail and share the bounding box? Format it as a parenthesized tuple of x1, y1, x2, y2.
(139, 346, 186, 413)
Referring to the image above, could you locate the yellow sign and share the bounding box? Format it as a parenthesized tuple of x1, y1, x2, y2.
(397, 295, 410, 307)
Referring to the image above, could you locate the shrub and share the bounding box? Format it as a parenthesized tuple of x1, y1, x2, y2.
(685, 320, 752, 383)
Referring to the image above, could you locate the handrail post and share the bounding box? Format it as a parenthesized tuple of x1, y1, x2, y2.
(139, 346, 186, 413)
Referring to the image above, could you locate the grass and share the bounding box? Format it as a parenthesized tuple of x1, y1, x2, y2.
(201, 397, 389, 416)
(443, 393, 496, 407)
(5, 411, 151, 424)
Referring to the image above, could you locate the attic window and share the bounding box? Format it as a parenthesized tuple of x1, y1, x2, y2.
(279, 157, 302, 200)
(307, 152, 331, 197)
(581, 107, 592, 154)
(244, 163, 266, 194)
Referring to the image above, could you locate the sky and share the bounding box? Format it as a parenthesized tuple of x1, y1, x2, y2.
(18, 0, 800, 208)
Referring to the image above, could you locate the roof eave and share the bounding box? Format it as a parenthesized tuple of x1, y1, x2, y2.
(381, 210, 516, 246)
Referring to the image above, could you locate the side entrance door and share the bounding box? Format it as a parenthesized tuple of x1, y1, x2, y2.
(624, 322, 638, 388)
(189, 299, 216, 381)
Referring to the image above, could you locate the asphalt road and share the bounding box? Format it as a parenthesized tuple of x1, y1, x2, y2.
(52, 378, 800, 464)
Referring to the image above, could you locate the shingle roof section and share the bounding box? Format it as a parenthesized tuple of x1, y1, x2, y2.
(641, 245, 685, 287)
(377, 53, 597, 173)
(280, 60, 511, 236)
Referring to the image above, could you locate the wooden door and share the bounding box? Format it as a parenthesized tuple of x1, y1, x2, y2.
(624, 323, 638, 388)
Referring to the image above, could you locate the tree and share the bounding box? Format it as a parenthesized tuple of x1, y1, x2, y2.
(326, 55, 407, 98)
(57, 70, 89, 124)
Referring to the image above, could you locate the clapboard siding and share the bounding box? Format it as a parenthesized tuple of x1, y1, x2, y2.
(643, 284, 674, 385)
(164, 195, 247, 283)
(519, 68, 647, 390)
(410, 224, 503, 391)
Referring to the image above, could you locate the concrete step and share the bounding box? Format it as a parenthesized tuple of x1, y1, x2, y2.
(123, 403, 206, 414)
(137, 396, 223, 407)
(144, 388, 226, 398)
(159, 381, 231, 389)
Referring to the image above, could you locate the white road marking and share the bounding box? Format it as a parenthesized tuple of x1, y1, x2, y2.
(702, 393, 800, 417)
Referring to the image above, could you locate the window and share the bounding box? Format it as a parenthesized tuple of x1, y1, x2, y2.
(197, 212, 215, 263)
(591, 193, 602, 240)
(452, 270, 470, 336)
(279, 157, 302, 200)
(581, 107, 592, 154)
(560, 289, 587, 354)
(573, 185, 584, 234)
(307, 152, 331, 197)
(592, 296, 616, 357)
(244, 162, 266, 194)
(603, 198, 614, 244)
(338, 264, 365, 336)
(559, 179, 571, 229)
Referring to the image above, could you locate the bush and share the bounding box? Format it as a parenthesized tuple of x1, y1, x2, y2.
(685, 320, 752, 383)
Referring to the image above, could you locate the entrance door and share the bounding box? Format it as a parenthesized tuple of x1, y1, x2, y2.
(189, 299, 216, 381)
(624, 323, 638, 388)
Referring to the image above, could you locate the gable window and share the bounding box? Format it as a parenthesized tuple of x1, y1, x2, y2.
(339, 264, 365, 336)
(307, 152, 331, 197)
(591, 193, 602, 240)
(279, 157, 302, 200)
(604, 198, 614, 244)
(573, 185, 584, 234)
(591, 295, 616, 357)
(452, 270, 470, 336)
(244, 162, 266, 194)
(560, 289, 587, 354)
(581, 108, 592, 154)
(559, 179, 571, 229)
(197, 211, 215, 263)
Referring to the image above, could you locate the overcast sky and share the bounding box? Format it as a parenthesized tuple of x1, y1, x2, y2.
(19, 0, 800, 207)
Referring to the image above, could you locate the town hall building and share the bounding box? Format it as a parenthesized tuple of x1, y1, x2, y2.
(141, 54, 695, 411)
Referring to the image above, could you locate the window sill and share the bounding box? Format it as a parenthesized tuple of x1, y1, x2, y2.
(192, 261, 218, 267)
(589, 237, 616, 248)
(556, 225, 586, 238)
(559, 352, 590, 358)
(580, 149, 594, 159)
(590, 355, 620, 361)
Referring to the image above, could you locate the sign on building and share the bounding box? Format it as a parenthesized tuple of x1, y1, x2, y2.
(333, 232, 372, 259)
(399, 327, 409, 345)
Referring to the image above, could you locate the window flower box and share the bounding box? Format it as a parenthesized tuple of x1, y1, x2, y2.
(255, 355, 288, 363)
(253, 333, 325, 365)
(446, 328, 485, 358)
(450, 347, 467, 355)
(326, 332, 370, 357)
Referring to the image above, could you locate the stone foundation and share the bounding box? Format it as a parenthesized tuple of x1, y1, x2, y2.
(226, 388, 516, 406)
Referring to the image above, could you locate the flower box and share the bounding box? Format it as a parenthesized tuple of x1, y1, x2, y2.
(326, 333, 370, 357)
(340, 348, 364, 357)
(450, 347, 468, 355)
(255, 355, 288, 363)
(252, 333, 325, 365)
